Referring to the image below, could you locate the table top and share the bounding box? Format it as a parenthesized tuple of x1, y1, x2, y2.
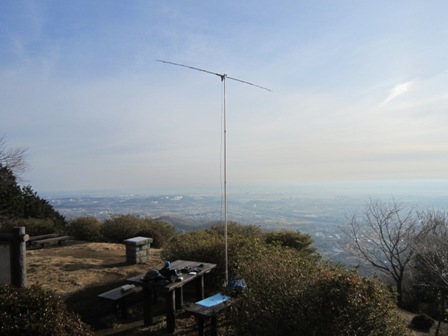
(185, 298, 234, 317)
(127, 260, 217, 291)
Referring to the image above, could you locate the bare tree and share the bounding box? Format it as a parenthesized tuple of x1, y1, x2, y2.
(412, 210, 448, 335)
(343, 199, 421, 307)
(0, 135, 28, 179)
(415, 210, 448, 289)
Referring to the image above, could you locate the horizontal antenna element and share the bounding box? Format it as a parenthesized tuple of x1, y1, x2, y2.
(156, 59, 272, 92)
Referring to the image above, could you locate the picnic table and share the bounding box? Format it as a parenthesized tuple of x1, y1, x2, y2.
(127, 259, 216, 332)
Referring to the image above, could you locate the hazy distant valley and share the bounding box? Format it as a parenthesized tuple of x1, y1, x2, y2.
(47, 189, 448, 267)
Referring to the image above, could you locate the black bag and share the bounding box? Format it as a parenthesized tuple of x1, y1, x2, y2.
(160, 268, 181, 283)
(143, 269, 168, 284)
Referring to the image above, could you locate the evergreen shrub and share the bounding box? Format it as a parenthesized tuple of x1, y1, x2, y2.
(146, 219, 178, 242)
(163, 230, 226, 288)
(209, 221, 263, 238)
(233, 251, 410, 336)
(100, 215, 178, 244)
(163, 224, 317, 290)
(101, 214, 144, 243)
(263, 230, 317, 255)
(136, 228, 165, 248)
(68, 217, 103, 241)
(0, 284, 93, 336)
(0, 218, 56, 236)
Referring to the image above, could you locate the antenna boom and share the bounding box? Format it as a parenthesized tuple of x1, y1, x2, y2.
(156, 59, 272, 91)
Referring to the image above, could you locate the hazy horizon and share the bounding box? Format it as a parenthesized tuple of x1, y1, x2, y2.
(41, 178, 448, 200)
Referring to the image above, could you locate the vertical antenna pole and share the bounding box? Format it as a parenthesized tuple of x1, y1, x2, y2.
(223, 75, 228, 286)
(156, 60, 270, 288)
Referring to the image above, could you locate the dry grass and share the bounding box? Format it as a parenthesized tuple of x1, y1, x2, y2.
(27, 242, 163, 297)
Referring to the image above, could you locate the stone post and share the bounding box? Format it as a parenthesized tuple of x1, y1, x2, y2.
(123, 236, 153, 264)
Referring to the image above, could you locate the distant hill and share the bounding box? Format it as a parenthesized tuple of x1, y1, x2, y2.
(154, 215, 212, 232)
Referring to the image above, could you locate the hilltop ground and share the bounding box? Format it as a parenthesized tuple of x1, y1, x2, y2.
(26, 241, 445, 335)
(26, 241, 230, 335)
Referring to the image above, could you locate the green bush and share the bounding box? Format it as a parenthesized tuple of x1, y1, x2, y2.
(101, 214, 144, 243)
(163, 224, 407, 335)
(0, 284, 93, 336)
(68, 217, 103, 241)
(233, 253, 410, 336)
(163, 230, 227, 288)
(0, 218, 56, 236)
(263, 230, 317, 255)
(411, 314, 434, 331)
(136, 228, 165, 248)
(209, 221, 263, 238)
(163, 225, 317, 290)
(147, 219, 178, 242)
(100, 215, 178, 244)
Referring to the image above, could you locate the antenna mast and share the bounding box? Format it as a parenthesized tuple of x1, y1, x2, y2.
(157, 59, 271, 286)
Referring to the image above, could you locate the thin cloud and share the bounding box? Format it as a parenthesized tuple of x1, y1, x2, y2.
(380, 81, 414, 107)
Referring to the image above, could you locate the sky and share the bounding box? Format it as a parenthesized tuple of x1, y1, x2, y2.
(2, 1, 448, 196)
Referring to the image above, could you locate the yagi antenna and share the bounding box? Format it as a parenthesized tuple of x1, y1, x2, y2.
(156, 59, 272, 92)
(157, 59, 271, 286)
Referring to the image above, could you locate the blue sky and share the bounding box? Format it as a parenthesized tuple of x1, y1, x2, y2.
(2, 1, 448, 195)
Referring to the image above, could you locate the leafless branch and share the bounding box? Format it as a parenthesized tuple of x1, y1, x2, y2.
(342, 199, 421, 306)
(0, 135, 29, 179)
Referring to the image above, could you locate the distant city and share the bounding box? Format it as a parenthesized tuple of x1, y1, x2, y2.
(47, 182, 448, 267)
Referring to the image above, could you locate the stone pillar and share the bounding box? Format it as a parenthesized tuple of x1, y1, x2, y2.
(123, 236, 153, 264)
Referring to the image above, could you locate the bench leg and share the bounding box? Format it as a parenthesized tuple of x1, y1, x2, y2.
(166, 291, 176, 332)
(116, 299, 128, 320)
(143, 286, 154, 326)
(197, 317, 205, 336)
(210, 316, 218, 336)
(153, 288, 158, 303)
(175, 287, 183, 309)
(194, 275, 205, 301)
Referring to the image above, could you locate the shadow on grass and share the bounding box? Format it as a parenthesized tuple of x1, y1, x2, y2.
(64, 280, 178, 334)
(64, 280, 232, 335)
(65, 281, 144, 331)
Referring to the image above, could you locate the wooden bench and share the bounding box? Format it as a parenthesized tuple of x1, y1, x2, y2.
(31, 235, 72, 248)
(98, 284, 143, 319)
(27, 234, 59, 246)
(185, 294, 233, 336)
